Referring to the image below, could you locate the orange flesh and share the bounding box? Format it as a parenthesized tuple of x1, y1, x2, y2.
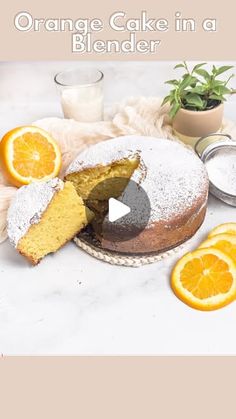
(180, 254, 233, 299)
(12, 133, 57, 179)
(212, 240, 236, 264)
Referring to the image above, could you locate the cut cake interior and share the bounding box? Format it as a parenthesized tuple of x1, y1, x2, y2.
(16, 181, 94, 264)
(65, 157, 140, 201)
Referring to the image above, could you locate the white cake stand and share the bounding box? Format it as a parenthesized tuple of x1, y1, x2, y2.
(74, 229, 190, 267)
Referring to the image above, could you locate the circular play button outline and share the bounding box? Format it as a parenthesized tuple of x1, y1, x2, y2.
(87, 177, 151, 243)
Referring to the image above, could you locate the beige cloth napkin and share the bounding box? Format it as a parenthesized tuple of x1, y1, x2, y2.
(0, 97, 235, 243)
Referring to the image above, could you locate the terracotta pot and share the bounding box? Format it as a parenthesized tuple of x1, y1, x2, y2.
(173, 103, 224, 147)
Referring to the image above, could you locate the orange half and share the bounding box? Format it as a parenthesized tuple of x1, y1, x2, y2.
(0, 126, 61, 187)
(171, 248, 236, 311)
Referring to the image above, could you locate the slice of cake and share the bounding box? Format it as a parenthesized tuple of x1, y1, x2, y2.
(7, 178, 94, 264)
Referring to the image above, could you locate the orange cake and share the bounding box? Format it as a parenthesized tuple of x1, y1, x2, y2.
(7, 178, 93, 264)
(65, 136, 209, 254)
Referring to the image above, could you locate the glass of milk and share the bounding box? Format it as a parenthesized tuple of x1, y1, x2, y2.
(54, 67, 104, 122)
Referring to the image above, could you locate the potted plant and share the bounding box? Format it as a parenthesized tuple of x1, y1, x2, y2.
(162, 62, 234, 146)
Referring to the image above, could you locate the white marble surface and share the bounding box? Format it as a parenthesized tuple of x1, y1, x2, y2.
(0, 62, 236, 355)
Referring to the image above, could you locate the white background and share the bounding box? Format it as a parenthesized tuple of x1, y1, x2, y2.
(0, 61, 236, 355)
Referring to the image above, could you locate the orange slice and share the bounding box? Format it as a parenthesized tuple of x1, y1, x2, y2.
(208, 223, 236, 238)
(199, 234, 236, 264)
(171, 248, 236, 311)
(0, 126, 61, 187)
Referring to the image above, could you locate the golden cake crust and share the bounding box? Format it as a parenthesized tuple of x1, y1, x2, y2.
(98, 197, 207, 254)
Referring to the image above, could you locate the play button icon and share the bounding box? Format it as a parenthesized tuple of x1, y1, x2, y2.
(108, 198, 131, 222)
(87, 177, 151, 244)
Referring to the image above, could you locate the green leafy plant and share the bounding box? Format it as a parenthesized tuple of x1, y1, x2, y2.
(162, 62, 235, 119)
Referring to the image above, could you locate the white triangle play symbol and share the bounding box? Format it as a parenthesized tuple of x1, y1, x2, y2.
(108, 198, 131, 222)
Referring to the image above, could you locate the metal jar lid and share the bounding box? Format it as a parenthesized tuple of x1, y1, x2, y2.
(194, 133, 236, 207)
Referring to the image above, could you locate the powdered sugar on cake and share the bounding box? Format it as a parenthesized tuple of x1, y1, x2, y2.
(7, 178, 64, 247)
(66, 136, 209, 226)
